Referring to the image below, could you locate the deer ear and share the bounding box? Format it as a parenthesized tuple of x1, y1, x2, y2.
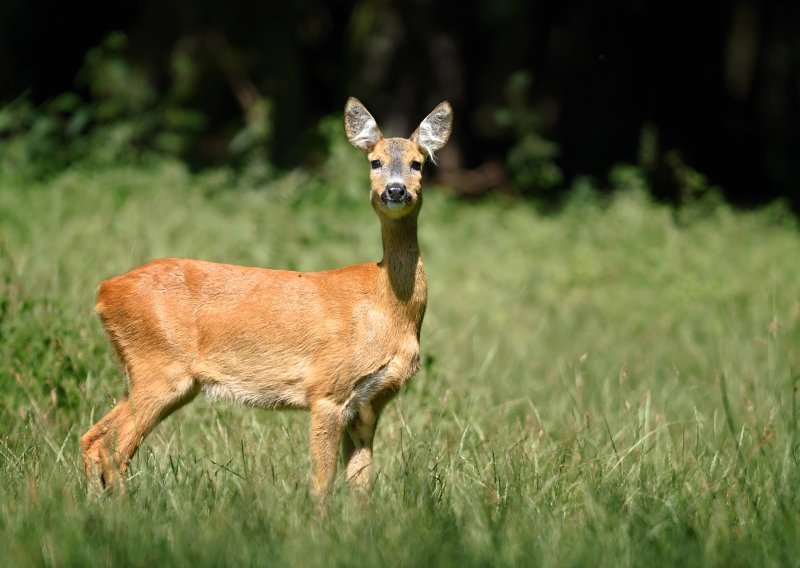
(344, 97, 383, 152)
(410, 101, 453, 163)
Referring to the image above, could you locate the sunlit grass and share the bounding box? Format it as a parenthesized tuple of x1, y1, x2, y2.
(2, 160, 800, 566)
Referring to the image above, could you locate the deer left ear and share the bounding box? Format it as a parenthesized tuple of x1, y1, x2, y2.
(410, 101, 453, 163)
(344, 97, 383, 152)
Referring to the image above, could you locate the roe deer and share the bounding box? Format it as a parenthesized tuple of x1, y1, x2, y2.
(80, 97, 453, 500)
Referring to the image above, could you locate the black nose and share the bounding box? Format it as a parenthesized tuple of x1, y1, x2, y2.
(385, 183, 408, 201)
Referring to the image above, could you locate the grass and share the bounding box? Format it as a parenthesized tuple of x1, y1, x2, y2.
(2, 156, 800, 566)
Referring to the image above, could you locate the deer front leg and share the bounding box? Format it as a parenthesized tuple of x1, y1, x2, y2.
(342, 403, 378, 492)
(309, 400, 345, 502)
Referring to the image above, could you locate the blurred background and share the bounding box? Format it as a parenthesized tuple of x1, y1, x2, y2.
(5, 3, 800, 561)
(1, 0, 798, 207)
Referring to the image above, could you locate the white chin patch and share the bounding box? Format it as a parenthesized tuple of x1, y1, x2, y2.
(386, 201, 406, 210)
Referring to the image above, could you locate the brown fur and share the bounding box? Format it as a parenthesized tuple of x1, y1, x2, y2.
(81, 97, 453, 500)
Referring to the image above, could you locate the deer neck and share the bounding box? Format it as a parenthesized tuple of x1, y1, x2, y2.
(378, 212, 427, 320)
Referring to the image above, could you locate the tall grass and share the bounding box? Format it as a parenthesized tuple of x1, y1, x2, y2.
(2, 159, 800, 566)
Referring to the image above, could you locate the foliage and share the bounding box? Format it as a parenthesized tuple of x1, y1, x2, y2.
(3, 2, 798, 206)
(77, 31, 208, 163)
(608, 163, 649, 196)
(0, 33, 211, 176)
(494, 71, 563, 196)
(2, 161, 800, 565)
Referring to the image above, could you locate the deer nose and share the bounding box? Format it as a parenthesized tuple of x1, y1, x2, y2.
(384, 183, 408, 202)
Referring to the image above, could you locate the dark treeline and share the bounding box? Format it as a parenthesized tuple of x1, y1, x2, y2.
(1, 0, 798, 206)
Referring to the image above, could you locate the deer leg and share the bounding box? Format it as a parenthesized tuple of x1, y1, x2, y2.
(81, 375, 197, 491)
(342, 404, 378, 492)
(309, 400, 345, 502)
(81, 397, 132, 491)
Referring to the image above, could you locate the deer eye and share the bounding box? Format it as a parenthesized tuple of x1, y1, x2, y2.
(410, 160, 422, 171)
(370, 160, 382, 169)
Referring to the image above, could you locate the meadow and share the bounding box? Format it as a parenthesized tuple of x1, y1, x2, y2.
(2, 153, 800, 566)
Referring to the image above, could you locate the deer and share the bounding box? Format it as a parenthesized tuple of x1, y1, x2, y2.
(80, 97, 453, 501)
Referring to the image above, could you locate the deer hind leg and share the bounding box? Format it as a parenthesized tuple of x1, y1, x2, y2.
(81, 397, 132, 491)
(309, 399, 346, 503)
(81, 369, 197, 491)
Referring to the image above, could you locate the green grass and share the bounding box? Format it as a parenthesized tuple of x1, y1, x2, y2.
(2, 157, 800, 566)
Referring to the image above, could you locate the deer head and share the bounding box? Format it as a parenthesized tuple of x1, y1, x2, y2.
(344, 98, 453, 220)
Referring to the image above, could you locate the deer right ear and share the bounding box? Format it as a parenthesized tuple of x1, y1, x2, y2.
(410, 101, 453, 164)
(344, 97, 383, 152)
